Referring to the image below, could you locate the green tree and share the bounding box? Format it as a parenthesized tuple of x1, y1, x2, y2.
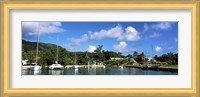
(135, 52, 146, 63)
(94, 45, 103, 62)
(133, 51, 138, 59)
(153, 52, 178, 65)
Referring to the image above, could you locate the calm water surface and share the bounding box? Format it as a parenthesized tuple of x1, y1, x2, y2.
(22, 67, 178, 75)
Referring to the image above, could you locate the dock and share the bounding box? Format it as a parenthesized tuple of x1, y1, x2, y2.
(22, 66, 33, 69)
(65, 65, 105, 68)
(65, 65, 85, 68)
(125, 65, 178, 72)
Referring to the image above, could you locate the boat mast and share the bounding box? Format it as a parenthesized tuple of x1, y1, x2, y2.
(152, 45, 154, 60)
(35, 23, 40, 66)
(56, 34, 59, 63)
(74, 48, 76, 65)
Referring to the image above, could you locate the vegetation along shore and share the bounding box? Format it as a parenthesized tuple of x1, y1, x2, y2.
(22, 40, 178, 72)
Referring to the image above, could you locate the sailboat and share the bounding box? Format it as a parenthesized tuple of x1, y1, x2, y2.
(49, 34, 64, 70)
(31, 23, 42, 71)
(72, 49, 78, 69)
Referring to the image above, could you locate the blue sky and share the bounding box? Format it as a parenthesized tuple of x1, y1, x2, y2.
(22, 22, 178, 57)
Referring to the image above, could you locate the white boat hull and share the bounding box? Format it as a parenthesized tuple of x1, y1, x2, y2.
(49, 64, 64, 70)
(31, 65, 42, 71)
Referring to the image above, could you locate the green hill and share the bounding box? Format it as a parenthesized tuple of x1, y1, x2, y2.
(22, 40, 72, 65)
(22, 40, 64, 52)
(22, 40, 178, 66)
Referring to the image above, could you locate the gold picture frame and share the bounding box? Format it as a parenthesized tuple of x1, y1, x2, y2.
(1, 1, 199, 96)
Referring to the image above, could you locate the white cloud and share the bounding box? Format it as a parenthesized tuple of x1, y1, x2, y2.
(89, 25, 140, 41)
(89, 25, 123, 40)
(141, 22, 173, 36)
(48, 36, 53, 39)
(124, 26, 141, 41)
(113, 41, 127, 52)
(22, 22, 66, 39)
(149, 32, 161, 38)
(151, 22, 172, 30)
(67, 25, 141, 49)
(129, 48, 137, 52)
(70, 34, 89, 44)
(67, 34, 89, 49)
(155, 46, 162, 52)
(142, 24, 149, 33)
(87, 45, 97, 52)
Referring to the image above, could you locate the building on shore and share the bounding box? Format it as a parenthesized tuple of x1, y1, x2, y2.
(110, 57, 124, 61)
(22, 60, 28, 65)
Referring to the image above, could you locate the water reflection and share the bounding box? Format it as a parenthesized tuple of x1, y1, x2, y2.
(88, 67, 96, 75)
(22, 69, 29, 75)
(22, 66, 178, 75)
(119, 68, 123, 75)
(74, 68, 79, 75)
(22, 69, 41, 75)
(49, 69, 64, 75)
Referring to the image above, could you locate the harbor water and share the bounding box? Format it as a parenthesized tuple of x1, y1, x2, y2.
(22, 66, 178, 75)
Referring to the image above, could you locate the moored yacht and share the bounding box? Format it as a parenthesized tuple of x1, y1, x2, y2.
(31, 23, 42, 71)
(49, 34, 64, 70)
(49, 61, 64, 70)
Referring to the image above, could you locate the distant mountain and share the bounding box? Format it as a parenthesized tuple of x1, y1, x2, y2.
(22, 40, 65, 52)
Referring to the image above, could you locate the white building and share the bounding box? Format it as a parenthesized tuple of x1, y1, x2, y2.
(110, 57, 124, 61)
(22, 60, 28, 65)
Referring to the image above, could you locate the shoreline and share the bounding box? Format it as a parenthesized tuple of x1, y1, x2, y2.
(125, 65, 178, 72)
(22, 65, 178, 72)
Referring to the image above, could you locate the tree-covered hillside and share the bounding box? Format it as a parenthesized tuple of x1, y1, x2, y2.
(22, 40, 73, 66)
(22, 40, 178, 66)
(22, 40, 63, 52)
